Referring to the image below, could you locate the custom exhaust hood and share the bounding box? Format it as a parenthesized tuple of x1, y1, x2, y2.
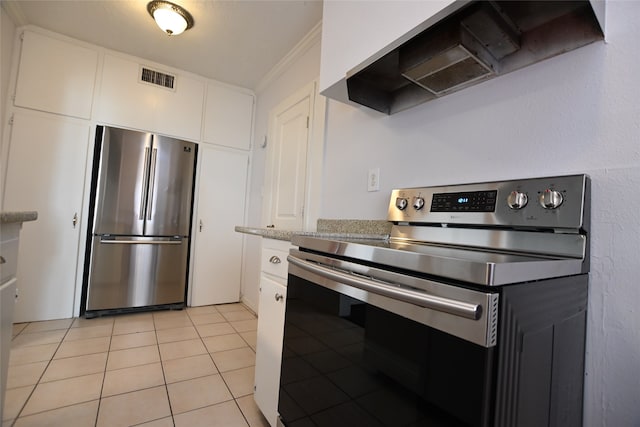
(346, 1, 605, 115)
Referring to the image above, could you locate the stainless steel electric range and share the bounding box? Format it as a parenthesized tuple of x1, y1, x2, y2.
(280, 174, 590, 427)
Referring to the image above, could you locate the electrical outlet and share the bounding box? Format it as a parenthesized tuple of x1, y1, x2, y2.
(368, 168, 380, 192)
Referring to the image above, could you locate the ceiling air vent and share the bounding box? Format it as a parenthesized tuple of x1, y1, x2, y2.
(140, 66, 176, 90)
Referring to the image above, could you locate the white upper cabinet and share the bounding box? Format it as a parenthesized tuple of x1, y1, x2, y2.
(14, 30, 98, 119)
(97, 54, 204, 141)
(319, 0, 460, 102)
(203, 83, 254, 150)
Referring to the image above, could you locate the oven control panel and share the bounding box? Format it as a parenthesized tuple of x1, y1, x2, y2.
(388, 174, 590, 231)
(430, 190, 497, 212)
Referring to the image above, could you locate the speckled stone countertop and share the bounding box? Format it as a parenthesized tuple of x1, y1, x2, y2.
(1, 211, 38, 224)
(235, 219, 392, 242)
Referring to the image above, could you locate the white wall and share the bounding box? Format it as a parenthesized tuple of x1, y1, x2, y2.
(0, 7, 16, 127)
(0, 6, 17, 203)
(241, 35, 321, 311)
(321, 1, 639, 425)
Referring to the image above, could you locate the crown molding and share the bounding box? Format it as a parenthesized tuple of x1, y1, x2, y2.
(1, 1, 28, 27)
(255, 20, 321, 94)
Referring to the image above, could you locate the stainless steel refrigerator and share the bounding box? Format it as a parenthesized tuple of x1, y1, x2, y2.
(85, 126, 196, 315)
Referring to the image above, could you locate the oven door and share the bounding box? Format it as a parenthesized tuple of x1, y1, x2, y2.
(279, 250, 499, 427)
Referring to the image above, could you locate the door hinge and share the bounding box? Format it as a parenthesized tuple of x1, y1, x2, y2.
(8, 114, 14, 125)
(301, 205, 305, 217)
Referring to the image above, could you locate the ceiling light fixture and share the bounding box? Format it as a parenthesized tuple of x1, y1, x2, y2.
(147, 0, 194, 36)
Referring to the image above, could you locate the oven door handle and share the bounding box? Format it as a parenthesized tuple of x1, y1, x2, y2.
(287, 255, 482, 320)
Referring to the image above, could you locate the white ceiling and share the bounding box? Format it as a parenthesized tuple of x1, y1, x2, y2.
(2, 0, 323, 90)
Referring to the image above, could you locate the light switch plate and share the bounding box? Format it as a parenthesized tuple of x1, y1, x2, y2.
(368, 168, 380, 192)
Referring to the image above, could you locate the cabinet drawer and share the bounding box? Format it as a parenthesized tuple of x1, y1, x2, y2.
(0, 236, 19, 284)
(261, 247, 289, 280)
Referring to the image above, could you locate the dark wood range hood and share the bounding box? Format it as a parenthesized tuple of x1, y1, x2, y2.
(346, 1, 605, 115)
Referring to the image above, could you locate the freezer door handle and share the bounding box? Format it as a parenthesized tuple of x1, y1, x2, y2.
(139, 147, 150, 220)
(147, 148, 158, 221)
(99, 238, 182, 245)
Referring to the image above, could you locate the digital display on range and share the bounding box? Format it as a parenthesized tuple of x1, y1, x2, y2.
(430, 190, 497, 212)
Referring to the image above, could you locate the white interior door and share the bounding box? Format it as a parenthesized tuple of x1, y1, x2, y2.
(3, 112, 90, 322)
(266, 84, 313, 230)
(190, 145, 249, 306)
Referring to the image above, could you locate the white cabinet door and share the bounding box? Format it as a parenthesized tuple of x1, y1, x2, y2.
(1, 277, 17, 414)
(190, 146, 249, 306)
(203, 83, 254, 150)
(265, 85, 312, 230)
(3, 112, 89, 322)
(254, 274, 287, 427)
(14, 30, 98, 119)
(97, 54, 204, 141)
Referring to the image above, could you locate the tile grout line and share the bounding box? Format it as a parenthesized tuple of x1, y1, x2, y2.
(7, 305, 262, 427)
(7, 320, 76, 426)
(183, 306, 253, 425)
(94, 318, 114, 427)
(190, 306, 257, 427)
(152, 311, 177, 427)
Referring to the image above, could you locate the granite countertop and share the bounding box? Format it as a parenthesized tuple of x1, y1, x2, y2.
(1, 211, 38, 224)
(235, 219, 392, 242)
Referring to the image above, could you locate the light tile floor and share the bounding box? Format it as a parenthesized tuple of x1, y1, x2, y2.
(3, 303, 270, 427)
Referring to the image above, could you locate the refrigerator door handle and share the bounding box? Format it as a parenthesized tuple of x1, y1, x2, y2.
(139, 147, 150, 220)
(99, 238, 182, 245)
(147, 147, 158, 221)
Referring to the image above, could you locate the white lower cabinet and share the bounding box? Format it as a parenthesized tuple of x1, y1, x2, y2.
(3, 112, 90, 322)
(254, 239, 291, 426)
(1, 221, 21, 419)
(190, 145, 249, 306)
(0, 277, 16, 420)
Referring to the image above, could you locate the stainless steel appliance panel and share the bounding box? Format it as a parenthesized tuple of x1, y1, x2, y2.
(291, 235, 586, 286)
(93, 127, 152, 236)
(145, 135, 195, 236)
(280, 273, 496, 427)
(387, 174, 589, 232)
(288, 249, 499, 347)
(86, 236, 187, 310)
(281, 174, 590, 427)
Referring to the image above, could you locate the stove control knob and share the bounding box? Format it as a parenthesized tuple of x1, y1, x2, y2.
(539, 189, 564, 209)
(395, 197, 408, 211)
(507, 191, 528, 210)
(412, 197, 425, 210)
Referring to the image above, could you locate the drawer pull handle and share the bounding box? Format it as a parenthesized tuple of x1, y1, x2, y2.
(275, 293, 284, 302)
(269, 256, 281, 264)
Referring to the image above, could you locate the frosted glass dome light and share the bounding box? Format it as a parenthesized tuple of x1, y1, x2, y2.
(147, 1, 194, 36)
